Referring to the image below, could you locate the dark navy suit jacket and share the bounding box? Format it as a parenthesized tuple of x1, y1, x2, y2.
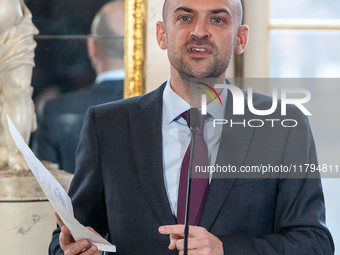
(33, 80, 124, 173)
(49, 82, 334, 254)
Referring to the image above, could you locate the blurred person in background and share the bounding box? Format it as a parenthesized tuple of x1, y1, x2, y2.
(32, 0, 125, 173)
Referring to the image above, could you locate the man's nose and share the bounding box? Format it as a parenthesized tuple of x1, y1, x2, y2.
(190, 19, 211, 40)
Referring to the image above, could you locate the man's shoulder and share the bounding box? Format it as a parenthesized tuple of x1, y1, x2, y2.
(92, 95, 143, 115)
(243, 90, 303, 117)
(41, 87, 93, 113)
(41, 81, 124, 115)
(243, 90, 275, 108)
(91, 81, 166, 115)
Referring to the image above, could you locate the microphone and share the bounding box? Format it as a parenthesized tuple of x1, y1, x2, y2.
(184, 108, 201, 255)
(187, 107, 201, 130)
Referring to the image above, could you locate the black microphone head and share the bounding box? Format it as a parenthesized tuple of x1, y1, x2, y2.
(187, 108, 201, 129)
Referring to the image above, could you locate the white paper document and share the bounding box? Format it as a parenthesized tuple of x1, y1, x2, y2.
(7, 115, 116, 253)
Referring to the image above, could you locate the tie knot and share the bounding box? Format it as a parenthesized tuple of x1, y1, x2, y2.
(181, 110, 210, 135)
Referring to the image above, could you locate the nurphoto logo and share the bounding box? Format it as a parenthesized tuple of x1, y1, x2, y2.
(191, 79, 312, 128)
(201, 84, 311, 116)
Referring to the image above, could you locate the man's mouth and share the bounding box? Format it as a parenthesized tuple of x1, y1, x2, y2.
(188, 46, 211, 56)
(190, 47, 208, 52)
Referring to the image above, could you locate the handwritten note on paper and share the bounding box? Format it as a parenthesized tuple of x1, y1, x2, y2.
(7, 115, 116, 253)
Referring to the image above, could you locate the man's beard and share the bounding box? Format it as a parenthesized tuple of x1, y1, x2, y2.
(168, 38, 232, 80)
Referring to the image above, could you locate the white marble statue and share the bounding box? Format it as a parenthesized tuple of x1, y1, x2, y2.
(0, 0, 38, 171)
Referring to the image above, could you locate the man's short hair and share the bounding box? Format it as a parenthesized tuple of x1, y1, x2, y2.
(91, 2, 124, 60)
(162, 0, 243, 27)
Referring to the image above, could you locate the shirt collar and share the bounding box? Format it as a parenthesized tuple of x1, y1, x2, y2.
(95, 69, 125, 84)
(163, 76, 228, 125)
(163, 76, 190, 126)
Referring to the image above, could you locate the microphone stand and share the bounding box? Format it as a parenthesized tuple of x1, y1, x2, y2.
(183, 108, 201, 255)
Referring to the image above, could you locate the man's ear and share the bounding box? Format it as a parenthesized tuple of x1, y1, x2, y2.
(156, 21, 167, 50)
(87, 37, 98, 59)
(234, 25, 249, 54)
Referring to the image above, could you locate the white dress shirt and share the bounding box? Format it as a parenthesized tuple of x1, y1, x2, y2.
(162, 77, 228, 216)
(95, 69, 125, 84)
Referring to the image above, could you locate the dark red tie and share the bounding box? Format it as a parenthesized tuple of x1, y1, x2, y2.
(177, 111, 209, 226)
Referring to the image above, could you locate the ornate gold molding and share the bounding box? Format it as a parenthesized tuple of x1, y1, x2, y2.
(124, 0, 147, 98)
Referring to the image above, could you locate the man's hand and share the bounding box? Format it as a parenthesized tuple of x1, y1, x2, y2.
(55, 212, 103, 255)
(159, 224, 223, 255)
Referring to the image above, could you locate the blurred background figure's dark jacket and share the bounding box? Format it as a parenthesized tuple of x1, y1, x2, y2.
(32, 80, 123, 173)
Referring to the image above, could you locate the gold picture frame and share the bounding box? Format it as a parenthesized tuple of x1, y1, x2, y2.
(124, 0, 147, 98)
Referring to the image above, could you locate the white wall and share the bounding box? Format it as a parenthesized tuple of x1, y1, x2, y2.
(243, 0, 340, 252)
(145, 0, 170, 93)
(243, 0, 268, 79)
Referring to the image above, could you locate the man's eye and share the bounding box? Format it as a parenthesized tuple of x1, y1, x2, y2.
(181, 16, 191, 22)
(213, 18, 222, 23)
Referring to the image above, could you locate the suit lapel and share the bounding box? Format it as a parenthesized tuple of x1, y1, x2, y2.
(129, 83, 176, 226)
(200, 89, 256, 231)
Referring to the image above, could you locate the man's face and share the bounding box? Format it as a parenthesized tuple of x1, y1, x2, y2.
(161, 0, 241, 79)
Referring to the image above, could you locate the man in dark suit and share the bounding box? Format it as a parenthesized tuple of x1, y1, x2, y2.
(33, 1, 125, 173)
(49, 0, 334, 254)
